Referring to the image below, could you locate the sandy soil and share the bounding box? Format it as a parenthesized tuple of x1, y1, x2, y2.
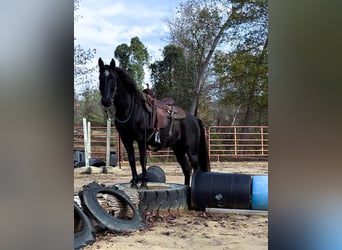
(74, 161, 268, 250)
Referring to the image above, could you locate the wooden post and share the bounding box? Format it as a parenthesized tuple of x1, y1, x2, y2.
(106, 118, 111, 167)
(82, 118, 89, 169)
(87, 121, 91, 159)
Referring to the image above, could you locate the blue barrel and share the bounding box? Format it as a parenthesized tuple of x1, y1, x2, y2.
(251, 175, 268, 210)
(191, 172, 252, 210)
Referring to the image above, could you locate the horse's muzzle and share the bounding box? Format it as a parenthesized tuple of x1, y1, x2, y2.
(101, 98, 111, 108)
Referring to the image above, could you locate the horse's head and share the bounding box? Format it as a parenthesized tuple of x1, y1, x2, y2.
(98, 57, 117, 108)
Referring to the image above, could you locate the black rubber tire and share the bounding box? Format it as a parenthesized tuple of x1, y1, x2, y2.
(137, 165, 166, 183)
(79, 182, 144, 233)
(115, 183, 189, 212)
(74, 202, 96, 250)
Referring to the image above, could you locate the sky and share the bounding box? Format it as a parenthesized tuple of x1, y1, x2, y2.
(74, 0, 184, 89)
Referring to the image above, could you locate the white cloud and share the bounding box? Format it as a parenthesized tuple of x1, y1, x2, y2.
(75, 0, 182, 89)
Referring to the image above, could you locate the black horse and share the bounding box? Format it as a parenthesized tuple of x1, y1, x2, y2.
(98, 58, 210, 187)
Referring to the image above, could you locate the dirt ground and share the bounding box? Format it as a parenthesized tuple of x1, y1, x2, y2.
(74, 161, 268, 250)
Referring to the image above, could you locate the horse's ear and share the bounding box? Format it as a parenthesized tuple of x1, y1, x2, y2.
(98, 57, 104, 69)
(110, 59, 116, 70)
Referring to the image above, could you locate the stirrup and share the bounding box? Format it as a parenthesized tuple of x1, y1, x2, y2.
(154, 131, 161, 144)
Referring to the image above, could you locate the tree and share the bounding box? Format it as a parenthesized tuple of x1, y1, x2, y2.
(150, 45, 194, 110)
(74, 88, 106, 126)
(74, 0, 97, 94)
(213, 0, 268, 125)
(74, 0, 100, 125)
(114, 43, 130, 69)
(213, 38, 268, 125)
(114, 37, 150, 89)
(165, 0, 267, 118)
(74, 45, 96, 93)
(166, 0, 236, 115)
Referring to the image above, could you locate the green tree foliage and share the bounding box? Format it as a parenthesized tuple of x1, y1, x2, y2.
(213, 0, 268, 125)
(150, 45, 194, 110)
(166, 0, 245, 115)
(162, 0, 268, 124)
(229, 0, 268, 53)
(74, 0, 99, 125)
(214, 39, 268, 125)
(114, 36, 150, 89)
(74, 88, 106, 126)
(114, 43, 130, 69)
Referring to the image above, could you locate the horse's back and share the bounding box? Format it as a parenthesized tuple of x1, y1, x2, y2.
(179, 112, 201, 141)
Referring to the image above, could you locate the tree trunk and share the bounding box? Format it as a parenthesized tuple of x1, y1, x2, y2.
(189, 4, 242, 115)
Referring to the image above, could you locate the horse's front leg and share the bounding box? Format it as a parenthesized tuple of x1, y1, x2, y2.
(137, 140, 148, 188)
(122, 140, 139, 188)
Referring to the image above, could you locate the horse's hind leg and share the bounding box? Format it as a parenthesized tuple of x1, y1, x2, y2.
(172, 144, 191, 186)
(186, 148, 200, 172)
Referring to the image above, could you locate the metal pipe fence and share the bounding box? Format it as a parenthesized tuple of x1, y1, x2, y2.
(208, 126, 268, 161)
(74, 125, 268, 164)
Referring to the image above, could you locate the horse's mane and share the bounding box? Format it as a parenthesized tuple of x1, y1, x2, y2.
(115, 67, 139, 92)
(115, 67, 145, 101)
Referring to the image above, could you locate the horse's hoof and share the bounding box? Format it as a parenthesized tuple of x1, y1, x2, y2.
(130, 182, 138, 189)
(140, 181, 147, 188)
(138, 176, 148, 188)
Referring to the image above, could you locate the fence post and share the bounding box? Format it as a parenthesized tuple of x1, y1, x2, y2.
(234, 126, 237, 156)
(87, 121, 91, 159)
(106, 119, 111, 167)
(207, 127, 211, 162)
(82, 118, 89, 169)
(261, 127, 264, 156)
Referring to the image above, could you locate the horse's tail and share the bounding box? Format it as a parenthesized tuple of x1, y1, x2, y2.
(197, 118, 210, 172)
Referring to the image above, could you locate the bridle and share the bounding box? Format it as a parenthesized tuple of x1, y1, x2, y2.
(102, 70, 135, 124)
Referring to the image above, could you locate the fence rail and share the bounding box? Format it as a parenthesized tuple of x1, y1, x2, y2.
(208, 126, 268, 161)
(74, 125, 268, 164)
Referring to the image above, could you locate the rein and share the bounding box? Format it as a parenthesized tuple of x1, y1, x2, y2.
(115, 93, 135, 124)
(107, 83, 135, 124)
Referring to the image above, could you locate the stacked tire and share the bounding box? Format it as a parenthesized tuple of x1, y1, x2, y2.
(74, 182, 145, 249)
(79, 182, 144, 233)
(115, 182, 189, 213)
(74, 202, 95, 249)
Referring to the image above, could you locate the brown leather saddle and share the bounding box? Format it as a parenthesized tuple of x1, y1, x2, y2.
(142, 92, 186, 143)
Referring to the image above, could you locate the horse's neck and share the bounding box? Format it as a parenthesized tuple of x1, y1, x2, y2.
(113, 85, 134, 119)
